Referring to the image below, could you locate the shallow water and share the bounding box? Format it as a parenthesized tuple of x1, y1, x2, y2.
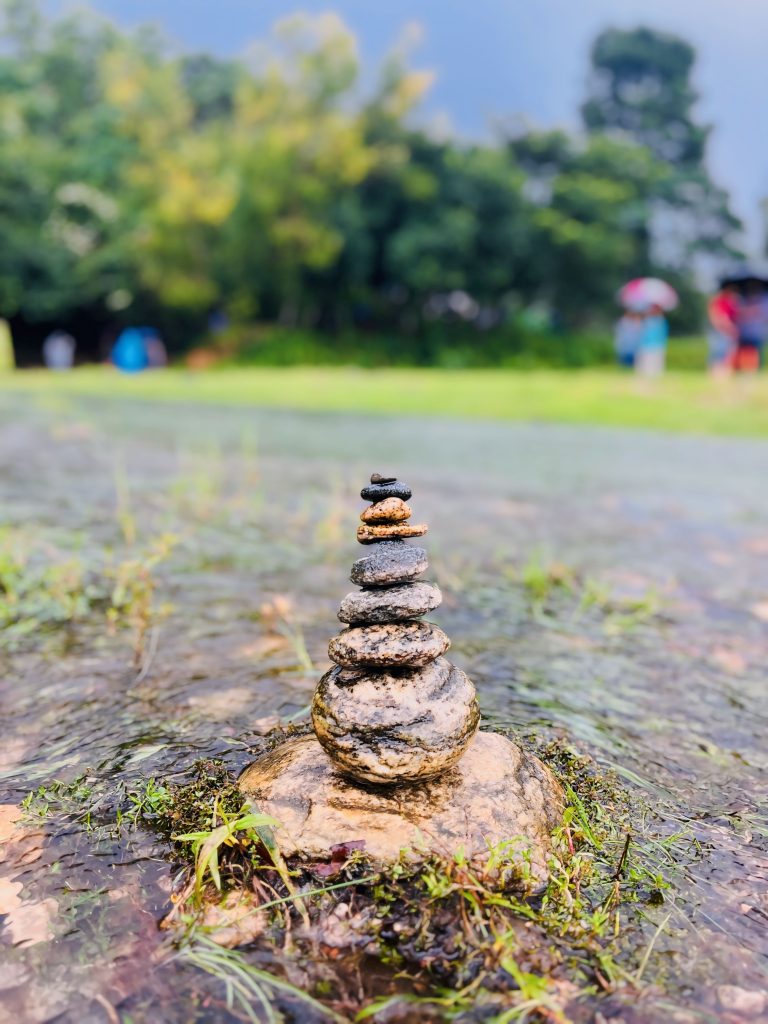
(1, 392, 767, 1022)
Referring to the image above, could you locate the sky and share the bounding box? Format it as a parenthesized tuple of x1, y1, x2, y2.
(51, 0, 768, 253)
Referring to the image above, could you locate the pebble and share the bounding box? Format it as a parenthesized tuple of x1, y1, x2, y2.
(312, 657, 479, 783)
(370, 473, 397, 484)
(328, 621, 450, 668)
(361, 497, 412, 524)
(716, 986, 767, 1017)
(357, 523, 427, 544)
(338, 581, 442, 624)
(350, 543, 427, 586)
(361, 480, 412, 502)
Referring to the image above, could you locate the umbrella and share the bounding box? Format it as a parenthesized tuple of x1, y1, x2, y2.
(618, 277, 678, 311)
(719, 263, 768, 289)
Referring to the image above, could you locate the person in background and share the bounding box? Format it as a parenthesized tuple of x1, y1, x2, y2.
(733, 282, 768, 372)
(143, 328, 168, 368)
(42, 330, 76, 370)
(0, 319, 14, 371)
(635, 304, 668, 377)
(111, 326, 149, 373)
(614, 309, 644, 368)
(707, 284, 738, 374)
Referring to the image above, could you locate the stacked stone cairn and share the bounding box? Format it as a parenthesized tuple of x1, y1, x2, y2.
(311, 473, 480, 785)
(240, 472, 563, 883)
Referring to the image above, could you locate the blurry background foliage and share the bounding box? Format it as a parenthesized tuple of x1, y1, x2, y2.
(0, 2, 742, 366)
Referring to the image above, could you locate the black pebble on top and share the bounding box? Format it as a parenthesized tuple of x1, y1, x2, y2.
(361, 480, 412, 502)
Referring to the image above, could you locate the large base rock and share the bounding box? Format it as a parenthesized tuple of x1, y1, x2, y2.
(239, 731, 563, 887)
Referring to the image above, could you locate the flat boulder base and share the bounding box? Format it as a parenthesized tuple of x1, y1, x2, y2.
(312, 657, 479, 783)
(329, 621, 450, 668)
(350, 543, 427, 587)
(239, 731, 564, 889)
(338, 581, 442, 625)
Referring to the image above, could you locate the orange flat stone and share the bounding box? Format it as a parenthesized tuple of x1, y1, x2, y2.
(357, 522, 427, 544)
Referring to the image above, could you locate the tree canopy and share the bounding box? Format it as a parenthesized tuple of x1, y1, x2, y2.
(0, 4, 743, 362)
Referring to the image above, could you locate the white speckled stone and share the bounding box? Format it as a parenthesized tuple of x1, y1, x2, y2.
(350, 543, 427, 587)
(328, 621, 449, 669)
(338, 581, 442, 625)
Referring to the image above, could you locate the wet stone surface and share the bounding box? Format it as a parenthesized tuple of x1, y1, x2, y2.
(1, 393, 768, 1022)
(312, 657, 480, 783)
(360, 480, 412, 502)
(350, 541, 427, 586)
(328, 621, 450, 669)
(239, 731, 561, 884)
(338, 580, 442, 624)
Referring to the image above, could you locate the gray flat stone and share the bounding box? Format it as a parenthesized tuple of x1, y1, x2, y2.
(338, 581, 442, 624)
(239, 730, 564, 888)
(350, 543, 427, 587)
(328, 621, 449, 669)
(312, 656, 479, 783)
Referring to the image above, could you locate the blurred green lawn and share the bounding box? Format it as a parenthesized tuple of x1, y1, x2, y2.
(3, 365, 768, 437)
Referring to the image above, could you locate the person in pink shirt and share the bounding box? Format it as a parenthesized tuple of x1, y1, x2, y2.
(707, 285, 738, 374)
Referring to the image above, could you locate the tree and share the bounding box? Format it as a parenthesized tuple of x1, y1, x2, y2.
(0, 2, 137, 360)
(381, 142, 532, 314)
(0, 3, 747, 360)
(180, 53, 241, 125)
(508, 130, 665, 323)
(582, 26, 741, 269)
(220, 14, 377, 325)
(583, 27, 704, 165)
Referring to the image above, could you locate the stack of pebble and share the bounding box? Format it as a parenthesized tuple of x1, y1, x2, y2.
(242, 471, 564, 881)
(312, 473, 480, 785)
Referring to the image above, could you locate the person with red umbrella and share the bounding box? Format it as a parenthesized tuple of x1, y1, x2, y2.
(617, 278, 678, 377)
(613, 308, 644, 368)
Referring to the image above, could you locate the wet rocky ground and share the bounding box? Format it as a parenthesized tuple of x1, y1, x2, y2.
(1, 391, 767, 1023)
